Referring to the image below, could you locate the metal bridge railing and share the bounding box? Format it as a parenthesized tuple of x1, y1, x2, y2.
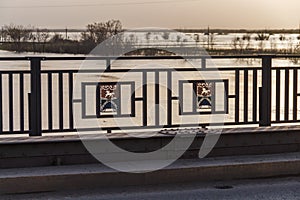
(0, 55, 299, 136)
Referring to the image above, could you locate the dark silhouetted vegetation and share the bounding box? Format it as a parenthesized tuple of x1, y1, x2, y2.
(0, 20, 123, 54)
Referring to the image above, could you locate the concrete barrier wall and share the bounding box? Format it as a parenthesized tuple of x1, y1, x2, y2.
(0, 126, 299, 169)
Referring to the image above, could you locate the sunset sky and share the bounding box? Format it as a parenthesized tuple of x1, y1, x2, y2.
(1, 0, 300, 29)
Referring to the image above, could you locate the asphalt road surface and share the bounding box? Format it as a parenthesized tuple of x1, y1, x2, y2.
(2, 176, 300, 200)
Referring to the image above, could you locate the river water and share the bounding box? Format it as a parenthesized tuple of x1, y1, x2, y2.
(19, 31, 300, 51)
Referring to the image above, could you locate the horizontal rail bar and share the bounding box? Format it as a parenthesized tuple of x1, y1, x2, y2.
(66, 68, 263, 74)
(0, 54, 300, 62)
(0, 71, 30, 74)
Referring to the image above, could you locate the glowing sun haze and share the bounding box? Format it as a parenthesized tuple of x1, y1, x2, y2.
(0, 0, 300, 29)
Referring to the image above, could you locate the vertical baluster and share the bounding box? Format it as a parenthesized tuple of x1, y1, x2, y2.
(179, 82, 183, 115)
(48, 72, 53, 131)
(244, 70, 248, 122)
(68, 72, 74, 130)
(276, 69, 281, 122)
(252, 70, 258, 122)
(143, 72, 147, 126)
(285, 69, 289, 121)
(224, 80, 229, 114)
(20, 73, 24, 132)
(9, 73, 13, 133)
(235, 70, 240, 123)
(293, 69, 298, 121)
(167, 70, 172, 126)
(211, 82, 216, 113)
(131, 82, 136, 117)
(58, 72, 63, 130)
(155, 71, 159, 126)
(193, 82, 197, 113)
(117, 83, 121, 116)
(0, 74, 2, 133)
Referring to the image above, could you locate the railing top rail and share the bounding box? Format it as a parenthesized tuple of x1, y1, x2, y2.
(0, 57, 31, 61)
(0, 54, 300, 61)
(1, 54, 300, 61)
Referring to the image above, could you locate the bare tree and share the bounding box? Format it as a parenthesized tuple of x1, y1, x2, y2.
(254, 32, 270, 51)
(194, 34, 200, 43)
(81, 20, 122, 46)
(255, 32, 270, 41)
(2, 24, 32, 52)
(35, 29, 50, 52)
(0, 27, 7, 42)
(176, 35, 182, 43)
(35, 29, 50, 43)
(208, 33, 216, 49)
(121, 33, 137, 53)
(242, 34, 252, 50)
(231, 35, 251, 52)
(232, 37, 239, 50)
(270, 38, 277, 51)
(203, 32, 216, 50)
(162, 31, 170, 40)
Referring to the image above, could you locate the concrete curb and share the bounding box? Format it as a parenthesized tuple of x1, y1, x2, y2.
(1, 127, 300, 169)
(0, 152, 299, 194)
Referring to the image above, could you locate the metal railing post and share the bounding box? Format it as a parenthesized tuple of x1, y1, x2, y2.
(259, 55, 272, 127)
(28, 57, 43, 136)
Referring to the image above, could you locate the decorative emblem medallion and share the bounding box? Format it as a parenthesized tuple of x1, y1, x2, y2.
(197, 82, 213, 111)
(100, 84, 118, 112)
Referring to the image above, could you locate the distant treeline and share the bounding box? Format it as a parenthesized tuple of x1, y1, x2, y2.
(1, 20, 300, 55)
(3, 28, 300, 34)
(175, 28, 300, 34)
(0, 20, 123, 54)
